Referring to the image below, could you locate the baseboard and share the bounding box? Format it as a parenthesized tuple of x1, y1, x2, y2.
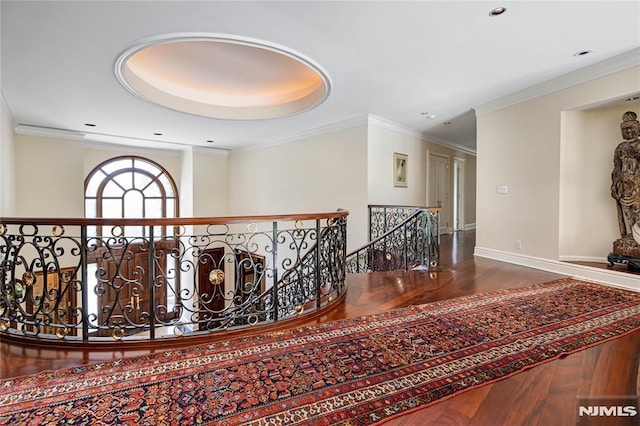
(464, 223, 476, 231)
(558, 255, 608, 263)
(474, 246, 640, 292)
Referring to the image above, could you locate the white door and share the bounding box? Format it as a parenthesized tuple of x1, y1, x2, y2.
(427, 152, 452, 234)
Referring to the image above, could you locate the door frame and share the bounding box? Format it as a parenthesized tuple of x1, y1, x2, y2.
(426, 150, 453, 234)
(453, 157, 466, 231)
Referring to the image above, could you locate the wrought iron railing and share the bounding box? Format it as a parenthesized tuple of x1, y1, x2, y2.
(0, 211, 347, 344)
(345, 205, 440, 273)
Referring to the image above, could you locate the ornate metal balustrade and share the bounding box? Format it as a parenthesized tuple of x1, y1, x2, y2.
(0, 211, 347, 344)
(345, 205, 440, 273)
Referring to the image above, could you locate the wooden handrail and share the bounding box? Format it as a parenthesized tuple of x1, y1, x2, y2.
(0, 210, 349, 226)
(348, 210, 423, 255)
(368, 204, 441, 211)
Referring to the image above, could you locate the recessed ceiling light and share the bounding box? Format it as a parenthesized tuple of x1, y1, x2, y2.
(573, 50, 594, 57)
(206, 140, 215, 143)
(84, 123, 96, 127)
(153, 132, 163, 136)
(625, 96, 640, 102)
(489, 7, 507, 16)
(115, 33, 332, 120)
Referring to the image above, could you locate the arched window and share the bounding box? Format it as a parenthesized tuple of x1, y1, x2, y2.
(84, 155, 179, 236)
(84, 156, 180, 330)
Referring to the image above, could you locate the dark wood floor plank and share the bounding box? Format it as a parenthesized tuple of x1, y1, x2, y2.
(464, 370, 529, 425)
(433, 385, 494, 425)
(588, 331, 640, 396)
(537, 353, 584, 426)
(502, 361, 558, 426)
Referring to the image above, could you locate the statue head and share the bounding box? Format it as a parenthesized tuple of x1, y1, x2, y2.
(621, 111, 640, 140)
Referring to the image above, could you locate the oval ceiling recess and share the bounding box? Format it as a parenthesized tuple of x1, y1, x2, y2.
(115, 33, 332, 120)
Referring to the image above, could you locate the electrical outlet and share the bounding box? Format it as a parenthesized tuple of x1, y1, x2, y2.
(515, 240, 522, 250)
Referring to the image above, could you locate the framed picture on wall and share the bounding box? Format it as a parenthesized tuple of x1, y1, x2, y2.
(393, 152, 408, 188)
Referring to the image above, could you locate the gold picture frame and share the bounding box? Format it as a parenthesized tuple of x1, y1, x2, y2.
(394, 152, 408, 187)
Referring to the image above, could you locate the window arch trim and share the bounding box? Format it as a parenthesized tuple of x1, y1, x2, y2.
(84, 155, 179, 222)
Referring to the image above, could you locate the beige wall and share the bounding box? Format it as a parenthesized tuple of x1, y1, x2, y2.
(228, 125, 369, 250)
(177, 148, 228, 218)
(191, 148, 229, 217)
(179, 148, 195, 218)
(14, 134, 85, 218)
(477, 66, 640, 260)
(0, 98, 15, 216)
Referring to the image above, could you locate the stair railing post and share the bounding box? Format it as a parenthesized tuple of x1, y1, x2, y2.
(403, 221, 408, 271)
(315, 219, 321, 309)
(416, 209, 429, 266)
(148, 225, 156, 340)
(428, 209, 441, 271)
(81, 224, 89, 341)
(368, 205, 372, 242)
(272, 221, 279, 321)
(383, 206, 388, 235)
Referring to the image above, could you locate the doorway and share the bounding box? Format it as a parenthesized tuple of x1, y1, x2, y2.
(427, 151, 452, 234)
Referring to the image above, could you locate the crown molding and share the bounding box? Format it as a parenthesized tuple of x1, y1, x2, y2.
(13, 123, 228, 154)
(82, 140, 227, 157)
(233, 115, 368, 153)
(14, 124, 85, 141)
(190, 146, 229, 156)
(423, 134, 477, 156)
(82, 139, 187, 157)
(475, 47, 640, 116)
(368, 114, 477, 156)
(82, 132, 227, 153)
(13, 115, 479, 157)
(368, 114, 422, 138)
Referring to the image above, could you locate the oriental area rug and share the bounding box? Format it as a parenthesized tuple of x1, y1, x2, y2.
(1, 278, 640, 425)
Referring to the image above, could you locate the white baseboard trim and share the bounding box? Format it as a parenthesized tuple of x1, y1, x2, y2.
(474, 246, 640, 292)
(464, 223, 476, 231)
(558, 255, 608, 263)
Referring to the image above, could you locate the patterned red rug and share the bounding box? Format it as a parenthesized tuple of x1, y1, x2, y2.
(1, 278, 640, 425)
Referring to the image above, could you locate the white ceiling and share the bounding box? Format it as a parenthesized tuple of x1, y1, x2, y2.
(2, 1, 639, 153)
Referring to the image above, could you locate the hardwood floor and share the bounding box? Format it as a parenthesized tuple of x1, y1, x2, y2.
(2, 230, 639, 425)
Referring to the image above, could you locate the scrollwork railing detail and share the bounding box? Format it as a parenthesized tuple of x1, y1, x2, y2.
(0, 211, 348, 344)
(346, 205, 440, 273)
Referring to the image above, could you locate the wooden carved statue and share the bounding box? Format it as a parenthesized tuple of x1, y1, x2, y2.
(608, 110, 640, 270)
